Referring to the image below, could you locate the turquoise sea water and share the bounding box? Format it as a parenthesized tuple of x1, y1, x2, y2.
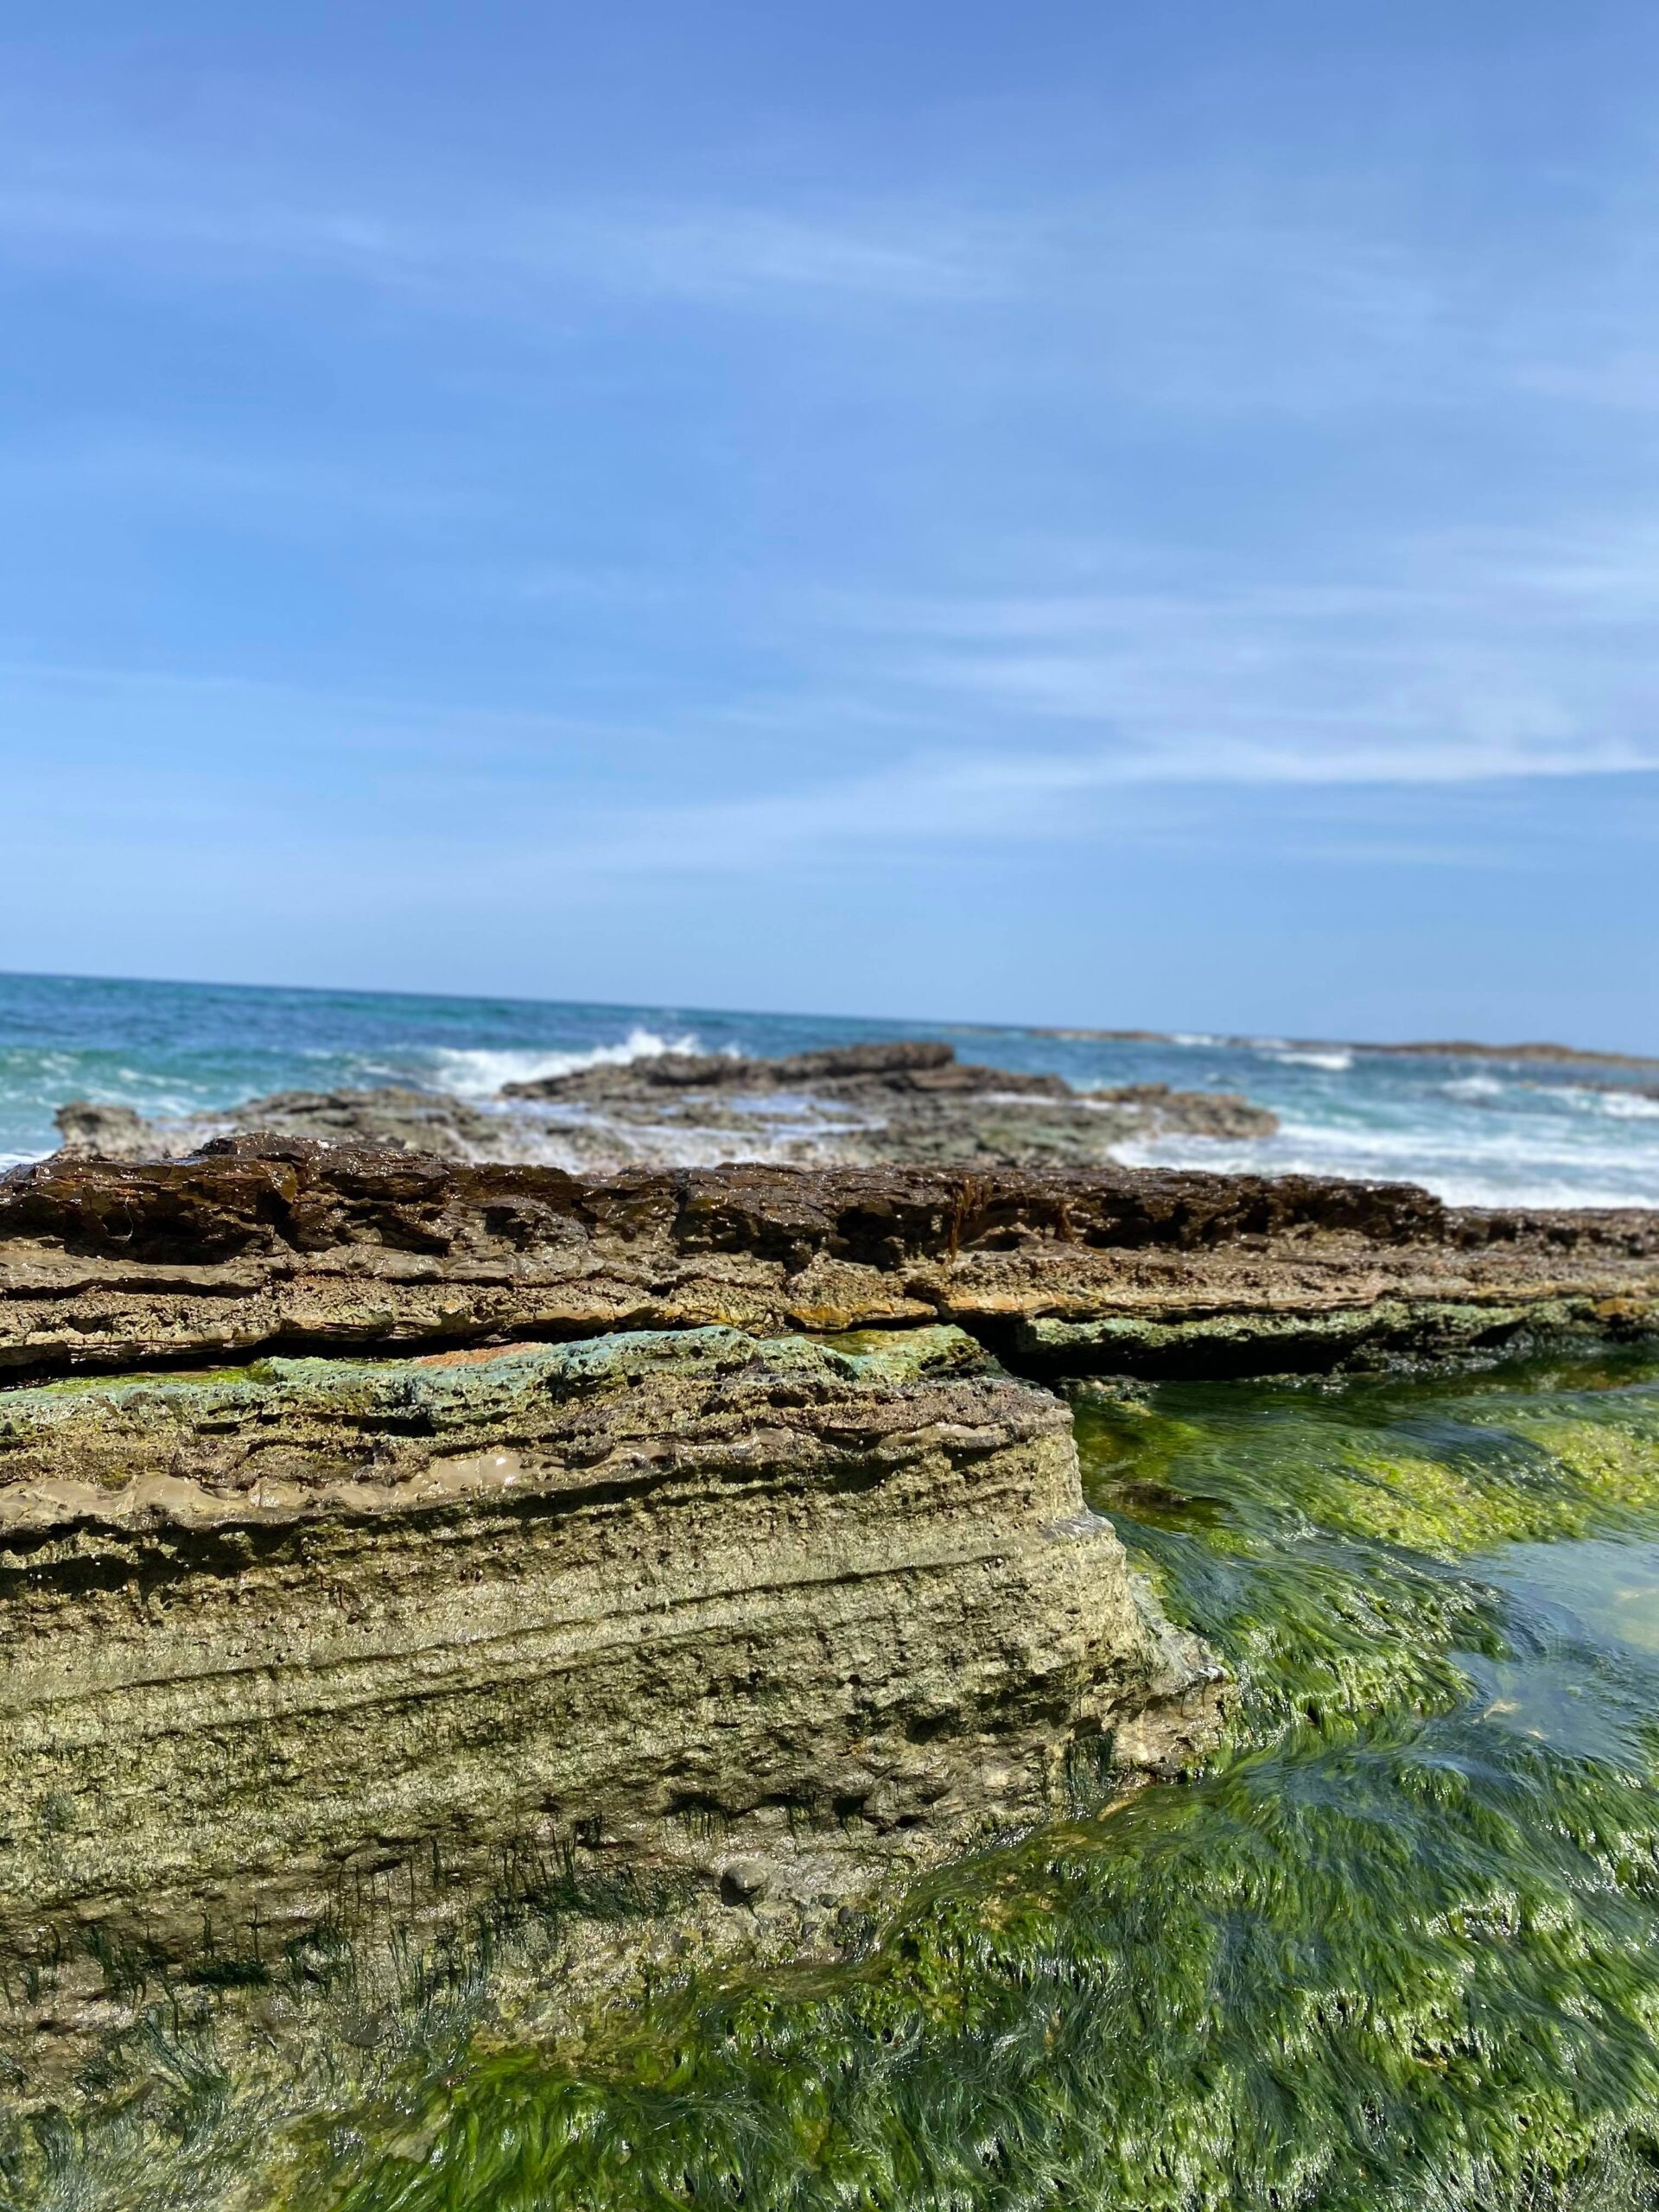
(3, 968, 1658, 1205)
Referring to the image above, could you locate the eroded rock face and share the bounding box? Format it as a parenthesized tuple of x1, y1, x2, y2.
(0, 1321, 1219, 2050)
(51, 1087, 510, 1164)
(48, 1039, 1279, 1172)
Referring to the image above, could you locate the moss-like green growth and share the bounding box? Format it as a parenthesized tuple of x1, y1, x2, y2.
(10, 1344, 1659, 2212)
(293, 1718, 1659, 2212)
(1070, 1351, 1659, 1738)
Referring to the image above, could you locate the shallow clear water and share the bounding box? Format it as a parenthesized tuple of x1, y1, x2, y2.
(3, 968, 1659, 1205)
(306, 1355, 1659, 2212)
(11, 1348, 1659, 2212)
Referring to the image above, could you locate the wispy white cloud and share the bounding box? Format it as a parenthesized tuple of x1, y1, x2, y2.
(820, 520, 1659, 793)
(4, 99, 1659, 898)
(0, 180, 1010, 311)
(4, 504, 1657, 889)
(4, 114, 1659, 432)
(550, 731, 1652, 882)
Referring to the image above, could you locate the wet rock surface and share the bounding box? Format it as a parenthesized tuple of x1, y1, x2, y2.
(49, 1039, 1278, 1172)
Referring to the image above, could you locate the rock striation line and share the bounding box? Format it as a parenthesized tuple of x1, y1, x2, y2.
(0, 1318, 1217, 2050)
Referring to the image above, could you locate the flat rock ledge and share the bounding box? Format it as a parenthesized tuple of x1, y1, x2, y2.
(2, 1142, 1654, 2070)
(3, 1139, 1656, 1380)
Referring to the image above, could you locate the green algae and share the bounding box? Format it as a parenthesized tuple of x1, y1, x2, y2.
(0, 1325, 990, 1456)
(1013, 1295, 1637, 1378)
(300, 1720, 1659, 2212)
(11, 1344, 1659, 2212)
(1067, 1359, 1659, 1738)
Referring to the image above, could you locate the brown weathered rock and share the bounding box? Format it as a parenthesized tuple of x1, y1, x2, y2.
(3, 1143, 1656, 1381)
(496, 1038, 1274, 1166)
(501, 1039, 1067, 1101)
(50, 1101, 156, 1160)
(53, 1086, 509, 1163)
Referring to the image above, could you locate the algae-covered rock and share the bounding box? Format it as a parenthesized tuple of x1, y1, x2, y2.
(0, 1322, 1222, 2061)
(2, 1146, 1654, 2079)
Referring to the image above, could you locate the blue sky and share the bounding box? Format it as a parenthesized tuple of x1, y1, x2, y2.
(2, 1, 1657, 1046)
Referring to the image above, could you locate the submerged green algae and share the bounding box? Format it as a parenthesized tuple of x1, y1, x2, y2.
(10, 1344, 1659, 2212)
(1071, 1344, 1659, 1738)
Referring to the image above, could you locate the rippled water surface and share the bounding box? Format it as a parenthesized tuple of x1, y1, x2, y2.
(3, 969, 1658, 1205)
(11, 1347, 1659, 2212)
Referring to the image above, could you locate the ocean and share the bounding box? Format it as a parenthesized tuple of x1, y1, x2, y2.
(3, 968, 1656, 1207)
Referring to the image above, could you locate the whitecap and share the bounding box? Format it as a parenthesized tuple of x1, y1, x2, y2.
(427, 1027, 706, 1098)
(1273, 1049, 1354, 1072)
(1112, 1108, 1659, 1210)
(1533, 1084, 1659, 1122)
(1444, 1075, 1504, 1101)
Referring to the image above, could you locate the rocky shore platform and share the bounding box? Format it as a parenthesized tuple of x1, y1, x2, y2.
(2, 1138, 1656, 2075)
(51, 1037, 1278, 1172)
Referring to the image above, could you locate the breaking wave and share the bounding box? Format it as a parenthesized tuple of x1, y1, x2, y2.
(1542, 1085, 1659, 1122)
(1271, 1048, 1354, 1072)
(425, 1028, 706, 1098)
(1117, 1110, 1659, 1209)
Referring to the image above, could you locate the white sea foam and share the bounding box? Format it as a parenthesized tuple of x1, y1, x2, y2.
(0, 1050, 79, 1083)
(1114, 1107, 1659, 1210)
(1444, 1075, 1504, 1101)
(1272, 1049, 1354, 1072)
(428, 1028, 704, 1099)
(1268, 1116, 1659, 1172)
(1416, 1177, 1649, 1210)
(1599, 1090, 1659, 1121)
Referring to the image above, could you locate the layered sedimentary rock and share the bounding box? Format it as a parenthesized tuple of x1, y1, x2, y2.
(3, 1140, 1655, 2051)
(0, 1145, 1235, 2035)
(4, 1140, 1656, 1382)
(50, 1039, 1277, 1172)
(0, 1317, 1217, 2044)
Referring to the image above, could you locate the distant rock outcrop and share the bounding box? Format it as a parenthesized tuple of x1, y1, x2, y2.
(50, 1039, 1278, 1173)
